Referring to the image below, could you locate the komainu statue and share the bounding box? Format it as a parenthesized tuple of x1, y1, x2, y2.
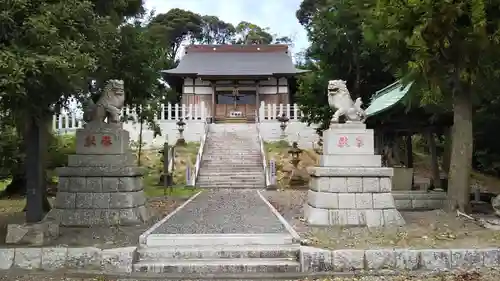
(83, 79, 125, 125)
(327, 79, 366, 124)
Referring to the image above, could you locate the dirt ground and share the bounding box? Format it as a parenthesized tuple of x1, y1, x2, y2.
(0, 195, 190, 248)
(265, 190, 500, 250)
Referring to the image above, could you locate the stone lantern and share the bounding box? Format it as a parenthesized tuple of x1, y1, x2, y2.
(288, 141, 303, 185)
(176, 118, 186, 146)
(277, 113, 289, 139)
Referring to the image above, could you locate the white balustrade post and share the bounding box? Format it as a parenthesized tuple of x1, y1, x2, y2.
(189, 104, 194, 120)
(174, 104, 179, 120)
(286, 104, 291, 118)
(160, 104, 165, 120)
(167, 103, 172, 120)
(57, 114, 63, 129)
(181, 104, 186, 119)
(271, 104, 277, 119)
(293, 103, 299, 120)
(71, 114, 76, 128)
(200, 101, 206, 120)
(52, 115, 57, 131)
(259, 101, 265, 122)
(64, 114, 69, 129)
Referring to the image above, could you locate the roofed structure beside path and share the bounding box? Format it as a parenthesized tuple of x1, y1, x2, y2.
(162, 44, 308, 123)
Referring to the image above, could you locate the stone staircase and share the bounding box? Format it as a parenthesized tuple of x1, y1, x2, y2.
(133, 241, 301, 274)
(196, 124, 266, 189)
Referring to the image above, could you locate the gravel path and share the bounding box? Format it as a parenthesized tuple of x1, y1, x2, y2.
(152, 189, 286, 234)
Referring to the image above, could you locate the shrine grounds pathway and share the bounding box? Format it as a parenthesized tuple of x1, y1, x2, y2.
(150, 189, 287, 235)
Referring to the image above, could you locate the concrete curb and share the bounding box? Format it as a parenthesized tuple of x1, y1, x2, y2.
(300, 246, 500, 272)
(138, 190, 203, 245)
(257, 190, 301, 242)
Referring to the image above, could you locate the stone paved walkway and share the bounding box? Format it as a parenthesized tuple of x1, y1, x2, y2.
(151, 189, 286, 234)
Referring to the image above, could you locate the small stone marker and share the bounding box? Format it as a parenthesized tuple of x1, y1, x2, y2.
(270, 159, 276, 185)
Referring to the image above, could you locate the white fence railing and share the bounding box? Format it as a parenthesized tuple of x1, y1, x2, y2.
(191, 120, 209, 186)
(52, 102, 208, 131)
(258, 102, 303, 121)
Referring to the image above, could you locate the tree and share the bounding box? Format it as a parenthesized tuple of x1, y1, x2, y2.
(198, 15, 236, 44)
(0, 0, 145, 222)
(234, 21, 274, 44)
(367, 0, 500, 212)
(295, 0, 394, 132)
(149, 9, 203, 60)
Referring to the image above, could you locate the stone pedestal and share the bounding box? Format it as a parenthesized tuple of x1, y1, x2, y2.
(46, 125, 150, 226)
(305, 122, 405, 227)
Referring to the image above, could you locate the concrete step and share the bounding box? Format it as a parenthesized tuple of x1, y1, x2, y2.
(197, 180, 265, 184)
(133, 258, 301, 273)
(137, 244, 300, 261)
(198, 172, 264, 176)
(196, 185, 265, 189)
(145, 234, 294, 247)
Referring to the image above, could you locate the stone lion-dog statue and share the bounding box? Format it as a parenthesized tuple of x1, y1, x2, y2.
(83, 79, 125, 125)
(327, 79, 366, 124)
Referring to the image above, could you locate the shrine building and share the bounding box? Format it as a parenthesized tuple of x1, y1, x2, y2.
(162, 44, 308, 123)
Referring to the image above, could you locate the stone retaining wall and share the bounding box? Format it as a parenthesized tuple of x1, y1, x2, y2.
(0, 247, 136, 273)
(393, 191, 446, 211)
(301, 246, 500, 272)
(1, 245, 498, 273)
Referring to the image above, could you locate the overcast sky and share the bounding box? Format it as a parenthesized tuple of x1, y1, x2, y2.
(144, 0, 309, 55)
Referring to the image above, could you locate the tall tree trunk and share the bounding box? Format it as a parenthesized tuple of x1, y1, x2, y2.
(426, 130, 441, 189)
(25, 115, 45, 223)
(442, 127, 452, 174)
(446, 92, 473, 212)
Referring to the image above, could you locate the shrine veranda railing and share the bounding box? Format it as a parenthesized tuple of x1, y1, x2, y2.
(52, 102, 319, 149)
(52, 102, 304, 131)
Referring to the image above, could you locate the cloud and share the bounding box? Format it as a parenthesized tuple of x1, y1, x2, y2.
(144, 0, 308, 54)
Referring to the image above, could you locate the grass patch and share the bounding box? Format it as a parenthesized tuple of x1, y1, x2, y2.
(144, 185, 199, 198)
(138, 142, 201, 197)
(264, 141, 319, 189)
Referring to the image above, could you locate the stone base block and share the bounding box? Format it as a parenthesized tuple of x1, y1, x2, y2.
(5, 222, 59, 245)
(57, 176, 144, 193)
(310, 175, 392, 193)
(46, 205, 150, 226)
(68, 153, 136, 167)
(308, 167, 393, 178)
(319, 155, 381, 167)
(305, 205, 405, 227)
(56, 166, 145, 177)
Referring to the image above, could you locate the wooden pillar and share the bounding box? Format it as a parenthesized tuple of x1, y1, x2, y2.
(276, 77, 280, 104)
(210, 81, 216, 123)
(255, 80, 260, 121)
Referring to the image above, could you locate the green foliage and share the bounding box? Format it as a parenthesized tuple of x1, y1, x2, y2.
(149, 8, 203, 60)
(198, 15, 236, 44)
(296, 71, 332, 134)
(47, 134, 76, 170)
(365, 0, 500, 102)
(295, 0, 394, 134)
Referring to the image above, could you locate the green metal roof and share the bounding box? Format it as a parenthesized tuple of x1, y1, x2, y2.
(365, 80, 413, 117)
